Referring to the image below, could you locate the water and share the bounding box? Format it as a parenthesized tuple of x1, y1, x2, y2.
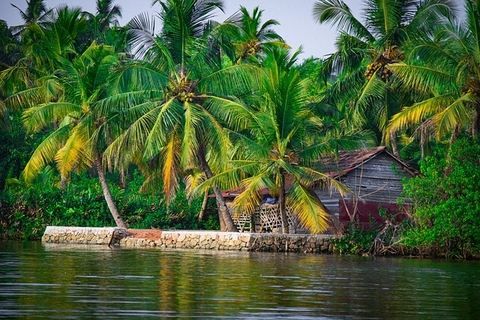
(0, 241, 479, 319)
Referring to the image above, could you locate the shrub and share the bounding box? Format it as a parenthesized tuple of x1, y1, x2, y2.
(334, 223, 377, 255)
(402, 138, 480, 258)
(0, 169, 220, 240)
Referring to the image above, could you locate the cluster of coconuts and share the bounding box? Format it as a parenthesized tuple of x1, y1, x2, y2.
(365, 46, 403, 81)
(464, 77, 480, 96)
(167, 75, 196, 102)
(242, 40, 261, 57)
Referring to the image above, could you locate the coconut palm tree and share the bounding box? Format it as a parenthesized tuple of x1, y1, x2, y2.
(82, 0, 124, 47)
(199, 48, 348, 234)
(7, 43, 127, 228)
(100, 0, 257, 231)
(1, 6, 89, 130)
(313, 0, 454, 154)
(386, 0, 480, 143)
(10, 0, 53, 36)
(95, 0, 122, 31)
(225, 6, 285, 64)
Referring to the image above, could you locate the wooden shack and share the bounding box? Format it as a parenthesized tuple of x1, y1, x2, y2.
(315, 146, 416, 229)
(222, 147, 416, 233)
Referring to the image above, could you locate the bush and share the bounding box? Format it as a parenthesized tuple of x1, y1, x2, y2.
(333, 223, 377, 255)
(0, 169, 220, 240)
(402, 138, 480, 258)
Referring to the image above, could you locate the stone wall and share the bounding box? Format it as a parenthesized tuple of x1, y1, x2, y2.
(42, 227, 337, 253)
(119, 231, 336, 253)
(42, 226, 128, 245)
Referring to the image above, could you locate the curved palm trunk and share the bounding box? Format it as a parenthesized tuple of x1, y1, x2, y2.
(197, 149, 237, 232)
(279, 173, 289, 234)
(197, 190, 209, 221)
(94, 155, 127, 229)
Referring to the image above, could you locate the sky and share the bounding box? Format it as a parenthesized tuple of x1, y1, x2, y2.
(0, 0, 465, 60)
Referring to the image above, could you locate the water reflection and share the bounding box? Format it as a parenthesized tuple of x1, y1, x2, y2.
(0, 241, 479, 319)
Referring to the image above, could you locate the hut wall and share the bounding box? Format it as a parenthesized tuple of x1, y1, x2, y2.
(340, 153, 410, 204)
(315, 153, 411, 219)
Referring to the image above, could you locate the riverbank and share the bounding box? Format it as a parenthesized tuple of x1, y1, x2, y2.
(42, 226, 337, 253)
(40, 226, 480, 259)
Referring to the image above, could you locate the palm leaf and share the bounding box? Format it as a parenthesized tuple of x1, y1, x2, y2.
(22, 124, 71, 182)
(287, 183, 330, 234)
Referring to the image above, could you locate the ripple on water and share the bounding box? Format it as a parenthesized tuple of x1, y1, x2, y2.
(0, 242, 479, 319)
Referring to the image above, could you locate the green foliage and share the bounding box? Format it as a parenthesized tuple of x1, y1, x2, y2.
(2, 0, 480, 250)
(0, 170, 219, 240)
(402, 138, 480, 257)
(333, 223, 377, 255)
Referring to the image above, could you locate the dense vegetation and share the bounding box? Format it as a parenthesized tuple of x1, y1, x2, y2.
(0, 0, 479, 257)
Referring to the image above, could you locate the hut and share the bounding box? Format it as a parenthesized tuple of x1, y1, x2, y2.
(314, 146, 416, 229)
(221, 147, 417, 233)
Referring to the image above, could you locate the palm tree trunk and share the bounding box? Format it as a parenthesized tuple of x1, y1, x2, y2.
(197, 190, 209, 221)
(472, 105, 480, 139)
(94, 155, 127, 229)
(450, 125, 460, 145)
(390, 132, 400, 157)
(59, 175, 68, 190)
(197, 149, 237, 232)
(119, 168, 127, 189)
(279, 173, 289, 234)
(420, 127, 426, 160)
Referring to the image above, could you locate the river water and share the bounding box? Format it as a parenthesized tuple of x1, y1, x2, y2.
(0, 241, 479, 319)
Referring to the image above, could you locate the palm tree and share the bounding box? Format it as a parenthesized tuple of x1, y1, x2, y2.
(200, 48, 348, 234)
(223, 6, 285, 64)
(11, 0, 53, 36)
(313, 0, 454, 154)
(386, 0, 480, 143)
(7, 43, 127, 228)
(101, 0, 257, 231)
(95, 0, 122, 31)
(0, 6, 90, 133)
(83, 0, 124, 46)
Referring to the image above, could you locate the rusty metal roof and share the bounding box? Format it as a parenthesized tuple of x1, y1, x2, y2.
(318, 146, 417, 178)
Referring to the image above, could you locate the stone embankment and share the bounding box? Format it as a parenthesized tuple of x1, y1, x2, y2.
(42, 227, 337, 253)
(42, 226, 128, 245)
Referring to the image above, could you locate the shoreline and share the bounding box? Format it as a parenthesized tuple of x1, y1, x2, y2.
(38, 226, 480, 259)
(41, 226, 337, 253)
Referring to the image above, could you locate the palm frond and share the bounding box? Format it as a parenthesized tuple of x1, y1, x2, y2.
(313, 0, 374, 41)
(22, 102, 81, 133)
(287, 183, 330, 234)
(55, 125, 93, 177)
(22, 124, 71, 182)
(386, 94, 455, 140)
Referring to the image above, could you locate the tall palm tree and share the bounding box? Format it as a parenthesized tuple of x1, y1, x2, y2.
(101, 0, 257, 231)
(387, 0, 480, 142)
(313, 0, 454, 154)
(7, 43, 127, 228)
(200, 48, 348, 234)
(1, 6, 89, 131)
(95, 0, 122, 31)
(83, 0, 123, 46)
(11, 0, 53, 36)
(224, 6, 285, 64)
